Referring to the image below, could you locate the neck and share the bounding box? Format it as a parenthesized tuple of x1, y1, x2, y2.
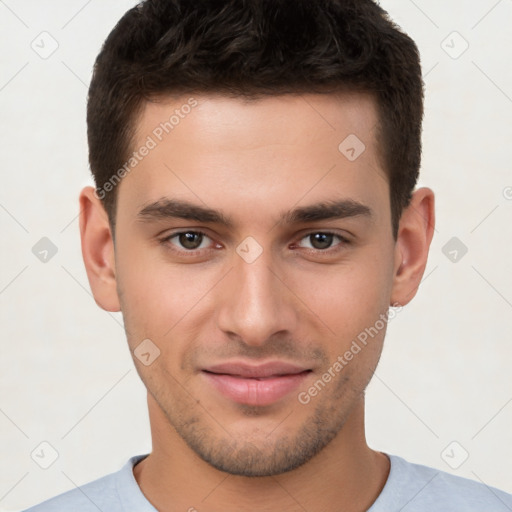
(134, 394, 390, 512)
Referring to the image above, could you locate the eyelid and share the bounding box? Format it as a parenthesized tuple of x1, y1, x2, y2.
(160, 230, 218, 251)
(294, 230, 351, 251)
(159, 229, 351, 256)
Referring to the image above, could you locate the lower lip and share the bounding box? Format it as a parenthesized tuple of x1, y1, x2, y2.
(202, 371, 311, 406)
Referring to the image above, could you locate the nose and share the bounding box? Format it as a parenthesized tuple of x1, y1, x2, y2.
(216, 246, 299, 346)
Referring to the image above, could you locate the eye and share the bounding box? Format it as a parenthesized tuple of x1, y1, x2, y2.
(161, 231, 214, 251)
(296, 232, 349, 251)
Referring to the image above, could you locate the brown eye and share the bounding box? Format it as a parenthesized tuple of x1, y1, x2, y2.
(309, 233, 334, 250)
(178, 232, 204, 250)
(297, 232, 347, 251)
(161, 231, 212, 251)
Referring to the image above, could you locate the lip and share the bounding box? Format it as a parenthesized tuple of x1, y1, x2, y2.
(202, 361, 312, 406)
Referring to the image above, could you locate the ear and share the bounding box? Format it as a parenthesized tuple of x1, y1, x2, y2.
(390, 187, 435, 306)
(79, 186, 120, 312)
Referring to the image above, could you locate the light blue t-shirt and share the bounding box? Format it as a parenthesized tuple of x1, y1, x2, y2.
(23, 453, 512, 511)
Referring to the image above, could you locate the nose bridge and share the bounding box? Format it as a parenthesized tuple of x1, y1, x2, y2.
(216, 243, 297, 345)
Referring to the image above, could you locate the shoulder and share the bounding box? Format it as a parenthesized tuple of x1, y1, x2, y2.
(22, 455, 152, 512)
(22, 471, 119, 512)
(370, 453, 512, 511)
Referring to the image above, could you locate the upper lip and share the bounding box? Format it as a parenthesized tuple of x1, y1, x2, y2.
(203, 361, 310, 379)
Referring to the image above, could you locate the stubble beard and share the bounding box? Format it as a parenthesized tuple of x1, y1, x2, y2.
(147, 372, 366, 477)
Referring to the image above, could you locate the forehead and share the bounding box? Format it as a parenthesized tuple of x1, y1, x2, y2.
(136, 91, 379, 151)
(117, 92, 388, 224)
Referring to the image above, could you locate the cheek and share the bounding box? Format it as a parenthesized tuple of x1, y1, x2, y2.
(115, 245, 222, 362)
(292, 252, 393, 333)
(115, 241, 170, 342)
(116, 243, 185, 316)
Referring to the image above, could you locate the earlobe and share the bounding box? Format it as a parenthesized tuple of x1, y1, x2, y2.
(390, 187, 435, 307)
(79, 186, 121, 312)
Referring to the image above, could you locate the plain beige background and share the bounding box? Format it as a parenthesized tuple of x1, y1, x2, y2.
(1, 1, 511, 510)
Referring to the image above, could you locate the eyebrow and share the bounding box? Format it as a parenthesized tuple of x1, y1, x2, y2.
(137, 197, 373, 227)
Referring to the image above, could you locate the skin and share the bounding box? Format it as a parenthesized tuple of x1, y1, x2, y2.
(79, 92, 435, 512)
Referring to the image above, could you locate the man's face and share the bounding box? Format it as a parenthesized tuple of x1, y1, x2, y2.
(113, 93, 398, 476)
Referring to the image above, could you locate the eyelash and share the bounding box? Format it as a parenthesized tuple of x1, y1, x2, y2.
(159, 230, 351, 256)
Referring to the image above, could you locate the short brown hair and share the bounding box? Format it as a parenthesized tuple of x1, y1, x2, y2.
(87, 0, 424, 238)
